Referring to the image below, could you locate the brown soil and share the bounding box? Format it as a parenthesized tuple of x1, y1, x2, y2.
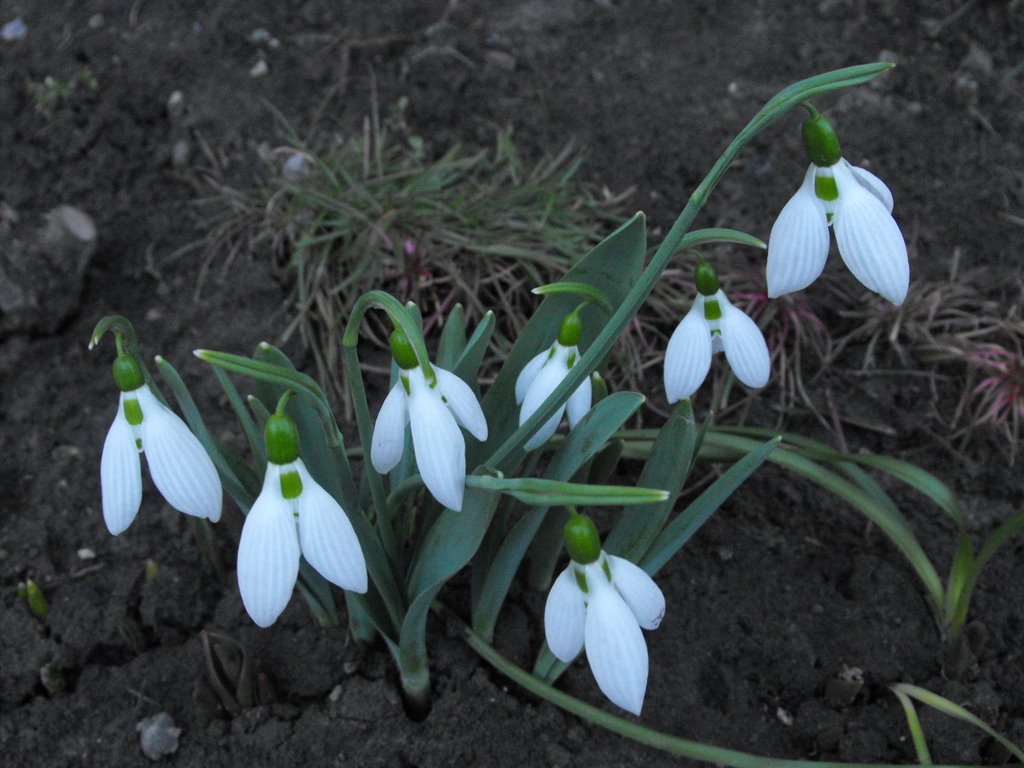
(2, 1, 1023, 766)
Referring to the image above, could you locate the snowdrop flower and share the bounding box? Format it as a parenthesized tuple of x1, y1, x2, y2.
(767, 109, 909, 304)
(100, 354, 221, 535)
(238, 406, 367, 627)
(544, 514, 665, 715)
(664, 262, 770, 402)
(371, 329, 487, 512)
(515, 311, 592, 451)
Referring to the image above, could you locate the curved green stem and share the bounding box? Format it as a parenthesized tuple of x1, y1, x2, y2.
(342, 290, 435, 385)
(455, 606, 996, 768)
(484, 63, 893, 471)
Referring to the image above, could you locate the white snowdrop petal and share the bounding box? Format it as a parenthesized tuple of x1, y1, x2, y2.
(767, 165, 830, 298)
(371, 383, 409, 474)
(409, 377, 467, 511)
(100, 401, 142, 535)
(607, 555, 665, 630)
(833, 164, 909, 305)
(136, 386, 222, 522)
(719, 296, 771, 389)
(544, 566, 586, 662)
(515, 350, 550, 404)
(237, 468, 300, 627)
(435, 366, 488, 441)
(847, 160, 894, 213)
(584, 583, 649, 715)
(565, 375, 592, 429)
(295, 462, 367, 594)
(663, 300, 712, 402)
(521, 354, 569, 450)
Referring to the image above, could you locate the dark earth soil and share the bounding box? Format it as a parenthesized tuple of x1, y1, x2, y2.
(2, 1, 1024, 766)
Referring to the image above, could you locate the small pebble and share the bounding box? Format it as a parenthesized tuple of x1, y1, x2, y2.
(249, 60, 268, 78)
(137, 712, 181, 761)
(77, 547, 96, 560)
(88, 14, 105, 29)
(166, 90, 184, 121)
(776, 707, 794, 726)
(171, 139, 190, 168)
(1, 17, 27, 41)
(281, 153, 309, 182)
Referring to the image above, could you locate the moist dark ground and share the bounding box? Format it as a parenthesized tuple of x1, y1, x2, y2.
(2, 1, 1024, 766)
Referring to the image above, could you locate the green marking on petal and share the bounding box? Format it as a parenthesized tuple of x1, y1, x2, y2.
(704, 298, 722, 321)
(573, 568, 588, 594)
(400, 374, 411, 395)
(815, 174, 839, 202)
(601, 559, 612, 582)
(280, 468, 303, 500)
(123, 397, 143, 426)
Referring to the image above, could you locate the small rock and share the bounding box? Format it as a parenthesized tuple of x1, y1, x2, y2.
(1, 17, 27, 41)
(484, 50, 516, 72)
(171, 139, 190, 168)
(776, 706, 794, 726)
(166, 90, 184, 121)
(137, 712, 181, 760)
(88, 14, 105, 29)
(824, 665, 864, 708)
(249, 59, 268, 78)
(76, 548, 96, 560)
(960, 43, 993, 79)
(281, 153, 309, 182)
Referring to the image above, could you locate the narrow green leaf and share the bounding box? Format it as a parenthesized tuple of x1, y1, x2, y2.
(154, 356, 253, 509)
(398, 480, 503, 695)
(459, 606, 974, 768)
(605, 400, 697, 563)
(949, 510, 1024, 634)
(891, 683, 1024, 762)
(467, 475, 667, 506)
(641, 438, 779, 575)
(700, 431, 945, 610)
(890, 687, 933, 765)
(531, 281, 614, 312)
(436, 303, 467, 369)
(473, 392, 644, 641)
(211, 366, 266, 469)
(719, 426, 961, 525)
(454, 310, 496, 384)
(477, 213, 647, 470)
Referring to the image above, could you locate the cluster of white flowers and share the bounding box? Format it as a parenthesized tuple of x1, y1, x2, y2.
(98, 108, 907, 717)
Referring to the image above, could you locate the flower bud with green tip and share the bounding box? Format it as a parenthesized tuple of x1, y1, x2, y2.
(99, 337, 222, 535)
(237, 395, 367, 628)
(515, 309, 593, 451)
(544, 510, 665, 716)
(768, 104, 909, 304)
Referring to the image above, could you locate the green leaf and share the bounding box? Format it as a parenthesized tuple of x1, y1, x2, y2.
(641, 437, 779, 575)
(473, 392, 644, 642)
(948, 510, 1024, 634)
(605, 400, 697, 563)
(436, 303, 467, 369)
(891, 683, 1024, 763)
(467, 475, 668, 506)
(485, 63, 895, 472)
(454, 310, 496, 385)
(700, 431, 945, 610)
(531, 281, 614, 312)
(398, 477, 503, 696)
(477, 213, 647, 470)
(154, 356, 253, 509)
(891, 688, 933, 765)
(718, 426, 961, 526)
(211, 366, 266, 470)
